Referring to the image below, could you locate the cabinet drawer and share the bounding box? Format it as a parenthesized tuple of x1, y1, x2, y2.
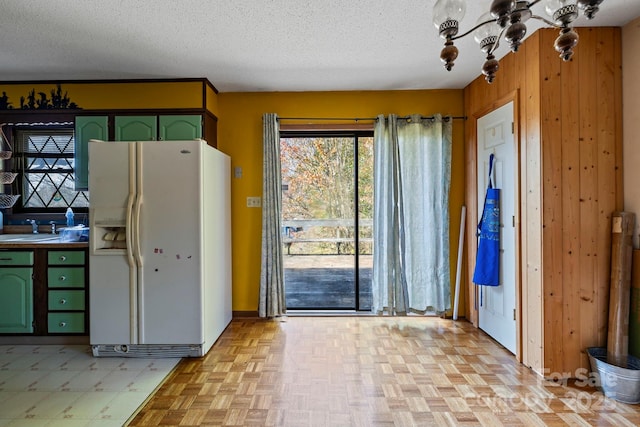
(48, 251, 85, 265)
(0, 251, 34, 266)
(48, 267, 85, 288)
(48, 312, 85, 333)
(48, 290, 85, 311)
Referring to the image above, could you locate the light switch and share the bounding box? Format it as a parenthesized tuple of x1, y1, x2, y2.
(234, 166, 243, 178)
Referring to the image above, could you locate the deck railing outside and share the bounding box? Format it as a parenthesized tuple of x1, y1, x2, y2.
(282, 218, 373, 255)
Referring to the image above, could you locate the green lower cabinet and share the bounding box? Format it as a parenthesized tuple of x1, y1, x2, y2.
(0, 267, 34, 333)
(48, 290, 85, 311)
(48, 250, 85, 265)
(0, 252, 34, 266)
(48, 267, 85, 288)
(48, 312, 85, 333)
(0, 249, 86, 336)
(46, 249, 87, 335)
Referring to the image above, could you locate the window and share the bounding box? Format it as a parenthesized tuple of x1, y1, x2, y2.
(14, 127, 89, 211)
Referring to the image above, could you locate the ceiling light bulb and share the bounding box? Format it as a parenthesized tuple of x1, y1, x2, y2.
(433, 0, 467, 29)
(474, 12, 500, 53)
(545, 0, 579, 25)
(545, 0, 569, 15)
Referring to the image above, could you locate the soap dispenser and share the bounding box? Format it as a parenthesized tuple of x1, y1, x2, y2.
(65, 207, 74, 227)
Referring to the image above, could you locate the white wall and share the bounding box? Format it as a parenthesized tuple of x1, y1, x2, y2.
(623, 17, 640, 248)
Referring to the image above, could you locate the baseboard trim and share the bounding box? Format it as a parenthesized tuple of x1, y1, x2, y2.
(232, 310, 259, 318)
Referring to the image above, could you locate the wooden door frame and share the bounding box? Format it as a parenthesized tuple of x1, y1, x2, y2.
(465, 90, 523, 362)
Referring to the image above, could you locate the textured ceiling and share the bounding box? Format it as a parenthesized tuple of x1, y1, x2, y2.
(1, 0, 638, 92)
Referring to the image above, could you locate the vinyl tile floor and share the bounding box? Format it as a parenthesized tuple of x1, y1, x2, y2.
(0, 345, 180, 426)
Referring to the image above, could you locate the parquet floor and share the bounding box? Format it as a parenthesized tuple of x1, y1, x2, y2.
(128, 317, 640, 426)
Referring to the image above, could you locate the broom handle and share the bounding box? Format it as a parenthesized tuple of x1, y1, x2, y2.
(453, 206, 466, 320)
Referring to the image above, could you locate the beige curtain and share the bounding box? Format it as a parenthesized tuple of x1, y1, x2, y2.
(258, 113, 286, 317)
(373, 114, 452, 315)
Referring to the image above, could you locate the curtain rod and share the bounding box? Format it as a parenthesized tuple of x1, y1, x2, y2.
(277, 115, 467, 122)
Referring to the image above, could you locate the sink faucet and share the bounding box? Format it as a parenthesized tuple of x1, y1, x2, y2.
(50, 221, 57, 234)
(26, 219, 38, 234)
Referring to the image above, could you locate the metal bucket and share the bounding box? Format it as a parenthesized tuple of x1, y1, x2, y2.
(587, 347, 640, 404)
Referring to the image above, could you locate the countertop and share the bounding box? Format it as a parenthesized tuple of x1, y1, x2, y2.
(0, 225, 89, 249)
(0, 240, 88, 249)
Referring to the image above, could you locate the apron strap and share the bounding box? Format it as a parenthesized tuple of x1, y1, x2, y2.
(477, 153, 496, 235)
(488, 153, 495, 189)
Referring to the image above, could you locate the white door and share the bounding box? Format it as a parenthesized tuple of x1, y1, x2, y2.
(477, 102, 517, 354)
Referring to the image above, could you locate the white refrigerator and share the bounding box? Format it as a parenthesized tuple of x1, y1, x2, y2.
(88, 139, 232, 357)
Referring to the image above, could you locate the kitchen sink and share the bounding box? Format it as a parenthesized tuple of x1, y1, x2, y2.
(0, 233, 63, 243)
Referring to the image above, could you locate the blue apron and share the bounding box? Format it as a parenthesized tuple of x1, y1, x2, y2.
(473, 153, 500, 287)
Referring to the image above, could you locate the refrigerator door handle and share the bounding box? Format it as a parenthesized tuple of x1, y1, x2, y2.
(132, 142, 144, 269)
(134, 142, 145, 343)
(127, 193, 139, 344)
(125, 183, 135, 269)
(127, 142, 139, 344)
(133, 190, 143, 268)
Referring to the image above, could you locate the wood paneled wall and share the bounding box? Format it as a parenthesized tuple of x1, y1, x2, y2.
(464, 27, 622, 376)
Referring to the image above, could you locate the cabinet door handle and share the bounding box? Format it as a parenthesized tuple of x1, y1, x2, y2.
(59, 298, 67, 305)
(0, 257, 13, 261)
(59, 255, 67, 262)
(59, 322, 67, 328)
(58, 275, 67, 282)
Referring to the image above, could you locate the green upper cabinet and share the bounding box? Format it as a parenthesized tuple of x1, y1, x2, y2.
(75, 114, 204, 191)
(75, 116, 109, 191)
(159, 115, 202, 140)
(115, 116, 157, 141)
(115, 115, 202, 141)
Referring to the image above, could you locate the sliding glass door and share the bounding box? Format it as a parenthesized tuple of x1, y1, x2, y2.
(280, 131, 373, 311)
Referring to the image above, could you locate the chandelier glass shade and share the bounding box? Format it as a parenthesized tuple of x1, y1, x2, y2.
(433, 0, 605, 83)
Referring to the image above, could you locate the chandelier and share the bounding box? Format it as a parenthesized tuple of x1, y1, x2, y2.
(433, 0, 605, 83)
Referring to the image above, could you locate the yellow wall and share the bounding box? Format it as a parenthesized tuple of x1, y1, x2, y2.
(0, 81, 206, 110)
(217, 90, 465, 314)
(205, 84, 219, 117)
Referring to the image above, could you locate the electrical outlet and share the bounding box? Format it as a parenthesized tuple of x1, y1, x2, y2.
(247, 197, 261, 208)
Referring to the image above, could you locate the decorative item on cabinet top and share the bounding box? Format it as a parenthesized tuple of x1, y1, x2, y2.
(0, 84, 81, 110)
